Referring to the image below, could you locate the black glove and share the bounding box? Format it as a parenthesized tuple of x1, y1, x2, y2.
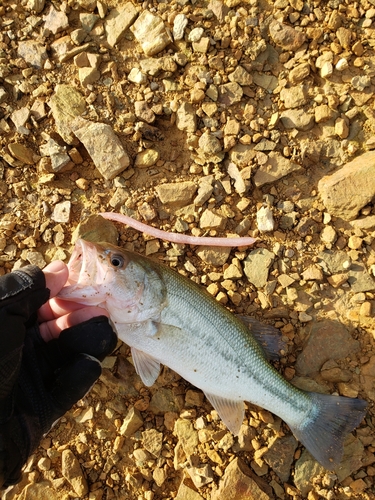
(0, 265, 117, 489)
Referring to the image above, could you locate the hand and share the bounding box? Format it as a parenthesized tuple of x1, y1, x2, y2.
(38, 260, 112, 341)
(0, 262, 118, 489)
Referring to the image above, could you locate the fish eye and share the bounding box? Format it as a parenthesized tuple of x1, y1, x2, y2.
(110, 254, 125, 268)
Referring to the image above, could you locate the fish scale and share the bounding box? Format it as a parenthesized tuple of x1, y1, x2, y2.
(58, 239, 368, 470)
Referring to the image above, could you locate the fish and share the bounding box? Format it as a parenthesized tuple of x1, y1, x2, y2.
(58, 239, 368, 470)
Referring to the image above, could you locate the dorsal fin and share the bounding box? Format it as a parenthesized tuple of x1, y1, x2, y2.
(237, 315, 287, 360)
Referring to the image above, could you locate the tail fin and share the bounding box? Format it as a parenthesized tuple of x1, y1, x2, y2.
(290, 393, 367, 470)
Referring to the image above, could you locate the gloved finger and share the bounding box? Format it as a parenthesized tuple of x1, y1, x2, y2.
(32, 317, 117, 381)
(0, 265, 49, 314)
(43, 260, 68, 298)
(57, 316, 118, 361)
(49, 354, 102, 420)
(0, 266, 49, 364)
(39, 306, 110, 342)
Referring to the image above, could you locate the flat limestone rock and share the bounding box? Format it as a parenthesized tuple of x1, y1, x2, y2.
(104, 2, 138, 47)
(155, 181, 197, 206)
(18, 40, 48, 69)
(293, 450, 325, 496)
(43, 4, 69, 34)
(263, 435, 298, 482)
(196, 246, 231, 266)
(15, 481, 62, 500)
(49, 85, 86, 144)
(142, 428, 163, 458)
(361, 355, 375, 400)
(71, 117, 130, 180)
(318, 151, 375, 220)
(176, 102, 197, 132)
(174, 419, 199, 457)
(269, 20, 306, 51)
(8, 143, 35, 165)
(295, 320, 360, 376)
(130, 10, 171, 56)
(348, 262, 375, 293)
(61, 449, 88, 497)
(243, 248, 275, 288)
(71, 215, 118, 245)
(119, 407, 143, 437)
(212, 457, 272, 500)
(51, 200, 71, 223)
(175, 483, 204, 500)
(254, 152, 302, 187)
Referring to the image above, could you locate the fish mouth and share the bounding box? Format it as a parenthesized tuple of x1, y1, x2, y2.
(66, 238, 100, 287)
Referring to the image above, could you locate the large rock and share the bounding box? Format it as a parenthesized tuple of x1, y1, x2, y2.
(211, 457, 273, 500)
(175, 483, 204, 500)
(61, 449, 88, 497)
(48, 85, 86, 144)
(229, 143, 256, 168)
(14, 481, 62, 500)
(318, 151, 375, 220)
(8, 143, 35, 165)
(130, 10, 171, 56)
(71, 117, 130, 180)
(295, 320, 360, 376)
(269, 20, 306, 51)
(196, 246, 231, 266)
(43, 4, 69, 34)
(280, 109, 314, 131)
(71, 215, 118, 245)
(18, 40, 48, 69)
(263, 435, 298, 482)
(155, 181, 197, 206)
(176, 102, 197, 132)
(104, 2, 138, 47)
(361, 355, 375, 400)
(243, 248, 275, 288)
(253, 152, 302, 187)
(174, 418, 199, 457)
(142, 428, 163, 458)
(119, 407, 143, 437)
(294, 450, 324, 496)
(336, 435, 365, 482)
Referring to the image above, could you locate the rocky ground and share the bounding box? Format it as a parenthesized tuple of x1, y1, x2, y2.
(1, 0, 375, 498)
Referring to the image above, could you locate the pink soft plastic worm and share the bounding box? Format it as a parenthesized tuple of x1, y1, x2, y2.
(99, 212, 257, 247)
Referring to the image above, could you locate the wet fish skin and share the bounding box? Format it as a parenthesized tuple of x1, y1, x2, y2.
(58, 239, 367, 470)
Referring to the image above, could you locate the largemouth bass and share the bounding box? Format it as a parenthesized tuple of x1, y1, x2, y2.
(58, 239, 367, 469)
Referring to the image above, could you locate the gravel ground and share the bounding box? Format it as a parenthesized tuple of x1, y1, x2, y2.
(1, 0, 375, 499)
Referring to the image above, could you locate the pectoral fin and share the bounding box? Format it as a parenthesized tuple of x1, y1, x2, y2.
(204, 392, 244, 436)
(131, 347, 161, 387)
(116, 319, 159, 344)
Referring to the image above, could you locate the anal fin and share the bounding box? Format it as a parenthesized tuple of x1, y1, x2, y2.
(131, 347, 161, 387)
(204, 392, 245, 436)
